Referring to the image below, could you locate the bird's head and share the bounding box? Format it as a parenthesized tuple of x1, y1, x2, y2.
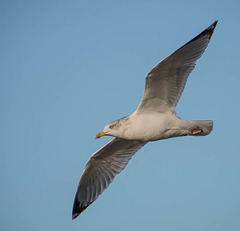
(95, 116, 129, 139)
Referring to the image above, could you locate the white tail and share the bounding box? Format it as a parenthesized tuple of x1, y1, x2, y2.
(191, 120, 213, 136)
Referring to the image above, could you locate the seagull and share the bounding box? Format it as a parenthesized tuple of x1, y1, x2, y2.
(72, 20, 218, 219)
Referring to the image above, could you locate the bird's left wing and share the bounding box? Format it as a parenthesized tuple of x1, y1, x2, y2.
(136, 20, 218, 114)
(72, 138, 147, 219)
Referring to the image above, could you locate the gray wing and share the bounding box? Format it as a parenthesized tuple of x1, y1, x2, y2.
(136, 20, 218, 114)
(72, 138, 147, 219)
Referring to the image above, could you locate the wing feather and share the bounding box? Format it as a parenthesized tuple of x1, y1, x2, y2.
(136, 20, 218, 114)
(72, 138, 147, 219)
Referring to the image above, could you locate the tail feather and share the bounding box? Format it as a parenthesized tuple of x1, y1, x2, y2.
(192, 120, 213, 136)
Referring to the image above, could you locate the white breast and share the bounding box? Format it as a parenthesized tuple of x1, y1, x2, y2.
(121, 112, 183, 141)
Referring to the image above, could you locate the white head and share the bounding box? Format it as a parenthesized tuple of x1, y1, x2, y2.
(95, 116, 129, 139)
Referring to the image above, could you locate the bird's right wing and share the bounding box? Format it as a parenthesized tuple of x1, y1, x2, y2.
(136, 20, 218, 114)
(72, 138, 147, 219)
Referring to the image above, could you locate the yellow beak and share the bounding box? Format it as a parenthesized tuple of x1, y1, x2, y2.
(95, 131, 107, 139)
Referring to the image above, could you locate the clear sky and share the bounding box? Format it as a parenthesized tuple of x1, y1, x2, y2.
(1, 0, 240, 230)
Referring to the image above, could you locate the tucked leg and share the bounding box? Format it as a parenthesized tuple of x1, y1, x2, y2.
(190, 128, 203, 135)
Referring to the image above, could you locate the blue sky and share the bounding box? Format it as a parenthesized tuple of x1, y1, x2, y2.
(1, 0, 240, 230)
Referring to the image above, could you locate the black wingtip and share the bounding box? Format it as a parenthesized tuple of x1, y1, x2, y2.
(200, 20, 218, 37)
(210, 20, 218, 28)
(193, 20, 218, 40)
(179, 20, 218, 50)
(72, 196, 93, 220)
(72, 203, 88, 220)
(206, 20, 218, 35)
(72, 201, 85, 220)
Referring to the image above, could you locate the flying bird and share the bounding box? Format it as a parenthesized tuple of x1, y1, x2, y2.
(72, 21, 218, 219)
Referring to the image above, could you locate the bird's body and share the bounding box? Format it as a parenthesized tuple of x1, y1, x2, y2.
(107, 112, 212, 141)
(120, 112, 180, 141)
(72, 21, 218, 219)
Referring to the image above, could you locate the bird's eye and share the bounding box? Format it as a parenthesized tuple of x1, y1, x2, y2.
(109, 125, 114, 129)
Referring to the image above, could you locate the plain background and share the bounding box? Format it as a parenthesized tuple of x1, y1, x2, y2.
(1, 0, 240, 230)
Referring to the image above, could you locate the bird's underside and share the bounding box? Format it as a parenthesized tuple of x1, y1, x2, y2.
(72, 20, 217, 219)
